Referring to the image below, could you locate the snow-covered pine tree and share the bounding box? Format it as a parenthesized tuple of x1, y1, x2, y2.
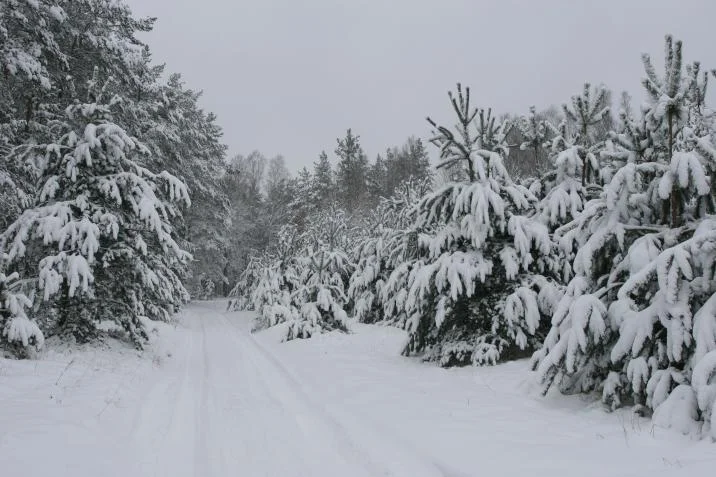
(285, 205, 352, 340)
(367, 154, 389, 200)
(348, 177, 431, 324)
(383, 137, 432, 196)
(221, 152, 269, 292)
(312, 151, 334, 207)
(534, 88, 612, 285)
(516, 106, 551, 175)
(642, 35, 699, 227)
(347, 204, 393, 324)
(537, 121, 589, 233)
(0, 0, 67, 230)
(533, 38, 716, 436)
(145, 74, 230, 298)
(0, 0, 65, 90)
(228, 252, 272, 312)
(611, 215, 716, 436)
(389, 84, 557, 366)
(0, 76, 190, 344)
(561, 83, 611, 186)
(262, 156, 295, 249)
(287, 166, 314, 229)
(335, 129, 369, 211)
(244, 224, 302, 331)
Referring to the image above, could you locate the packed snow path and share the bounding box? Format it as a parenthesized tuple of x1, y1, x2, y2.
(1, 301, 713, 476)
(128, 302, 445, 477)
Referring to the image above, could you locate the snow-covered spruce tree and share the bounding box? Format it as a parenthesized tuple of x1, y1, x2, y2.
(0, 78, 190, 345)
(287, 166, 314, 229)
(285, 205, 352, 340)
(532, 38, 716, 436)
(390, 84, 558, 366)
(335, 129, 370, 212)
(348, 177, 431, 324)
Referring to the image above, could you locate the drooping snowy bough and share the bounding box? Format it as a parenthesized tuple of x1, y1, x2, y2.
(0, 258, 44, 355)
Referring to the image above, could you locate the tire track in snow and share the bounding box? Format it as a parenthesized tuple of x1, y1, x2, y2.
(193, 314, 211, 477)
(129, 302, 455, 476)
(129, 311, 203, 477)
(213, 312, 377, 476)
(217, 308, 452, 477)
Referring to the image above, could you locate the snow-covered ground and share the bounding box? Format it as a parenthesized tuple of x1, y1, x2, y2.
(1, 301, 713, 477)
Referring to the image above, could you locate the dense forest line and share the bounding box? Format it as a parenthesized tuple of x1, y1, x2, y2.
(2, 1, 716, 439)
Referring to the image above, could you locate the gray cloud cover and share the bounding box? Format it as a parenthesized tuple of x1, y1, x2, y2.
(126, 0, 716, 170)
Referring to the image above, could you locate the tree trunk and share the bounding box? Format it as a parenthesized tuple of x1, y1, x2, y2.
(24, 96, 33, 132)
(581, 124, 589, 186)
(668, 113, 681, 227)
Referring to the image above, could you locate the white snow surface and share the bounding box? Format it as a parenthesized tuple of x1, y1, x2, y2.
(1, 301, 713, 477)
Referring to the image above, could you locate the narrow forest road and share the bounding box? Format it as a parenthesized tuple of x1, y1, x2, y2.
(2, 302, 711, 477)
(127, 302, 450, 477)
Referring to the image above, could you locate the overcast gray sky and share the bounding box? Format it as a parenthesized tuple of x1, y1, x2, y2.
(126, 0, 715, 171)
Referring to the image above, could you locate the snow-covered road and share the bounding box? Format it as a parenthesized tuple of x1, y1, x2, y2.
(1, 301, 714, 477)
(129, 302, 440, 477)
